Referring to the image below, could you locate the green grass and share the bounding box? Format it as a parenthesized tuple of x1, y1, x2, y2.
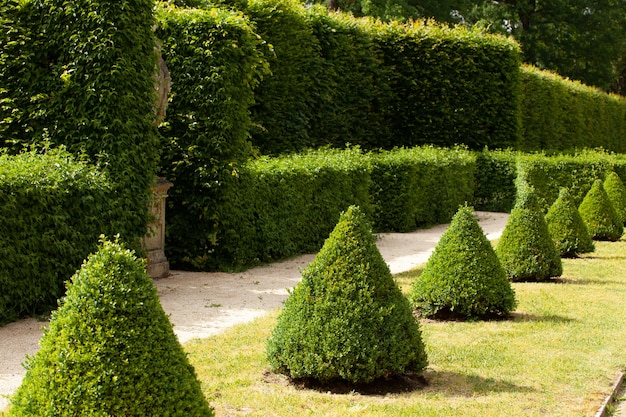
(185, 240, 626, 417)
(3, 241, 626, 416)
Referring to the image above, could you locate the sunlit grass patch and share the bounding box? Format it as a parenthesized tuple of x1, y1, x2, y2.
(184, 240, 626, 417)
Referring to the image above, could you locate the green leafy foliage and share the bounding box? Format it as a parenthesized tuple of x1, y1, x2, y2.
(545, 188, 595, 258)
(0, 0, 160, 244)
(578, 179, 624, 241)
(0, 148, 114, 325)
(267, 206, 428, 383)
(515, 151, 610, 212)
(8, 238, 214, 416)
(155, 4, 269, 269)
(519, 66, 626, 153)
(496, 185, 563, 281)
(370, 146, 476, 231)
(409, 205, 517, 319)
(473, 149, 518, 212)
(603, 171, 626, 223)
(215, 147, 373, 270)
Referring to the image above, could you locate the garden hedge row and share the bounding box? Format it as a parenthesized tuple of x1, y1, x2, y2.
(473, 150, 626, 213)
(0, 0, 160, 245)
(175, 146, 475, 271)
(520, 65, 626, 153)
(0, 149, 114, 325)
(237, 0, 522, 154)
(155, 5, 268, 269)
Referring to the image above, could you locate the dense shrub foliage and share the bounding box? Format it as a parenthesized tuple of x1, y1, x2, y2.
(8, 238, 214, 416)
(372, 22, 522, 151)
(578, 179, 624, 241)
(267, 206, 428, 383)
(0, 0, 160, 244)
(496, 185, 562, 281)
(409, 205, 517, 319)
(213, 147, 372, 270)
(155, 5, 268, 270)
(520, 66, 626, 153)
(545, 188, 595, 257)
(515, 152, 610, 211)
(370, 146, 475, 231)
(603, 172, 626, 223)
(0, 149, 113, 325)
(473, 149, 518, 212)
(180, 146, 477, 271)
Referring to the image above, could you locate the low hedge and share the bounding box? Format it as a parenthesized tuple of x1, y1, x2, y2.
(0, 149, 114, 325)
(370, 146, 475, 231)
(473, 149, 518, 213)
(516, 151, 613, 212)
(171, 146, 477, 271)
(201, 147, 373, 270)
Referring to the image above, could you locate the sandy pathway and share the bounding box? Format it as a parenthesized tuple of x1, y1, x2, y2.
(0, 211, 508, 410)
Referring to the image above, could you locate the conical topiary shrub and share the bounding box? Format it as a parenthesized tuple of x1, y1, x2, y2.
(603, 171, 626, 223)
(496, 185, 562, 281)
(409, 205, 516, 320)
(579, 179, 624, 241)
(267, 205, 428, 384)
(545, 188, 595, 257)
(8, 238, 214, 417)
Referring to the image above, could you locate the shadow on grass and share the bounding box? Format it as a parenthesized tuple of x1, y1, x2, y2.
(510, 311, 575, 323)
(263, 368, 535, 397)
(423, 370, 536, 397)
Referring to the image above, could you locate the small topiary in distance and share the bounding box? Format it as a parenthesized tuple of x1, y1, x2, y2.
(579, 179, 624, 241)
(409, 205, 516, 320)
(496, 184, 562, 281)
(603, 171, 626, 223)
(545, 187, 595, 257)
(8, 237, 214, 417)
(266, 205, 428, 384)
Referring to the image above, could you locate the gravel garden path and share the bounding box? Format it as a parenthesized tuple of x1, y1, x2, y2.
(0, 212, 510, 410)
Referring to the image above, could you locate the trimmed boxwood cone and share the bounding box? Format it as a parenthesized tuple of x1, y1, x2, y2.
(8, 237, 214, 417)
(545, 188, 595, 257)
(579, 179, 623, 241)
(266, 205, 428, 384)
(603, 171, 626, 223)
(496, 185, 562, 281)
(409, 205, 516, 320)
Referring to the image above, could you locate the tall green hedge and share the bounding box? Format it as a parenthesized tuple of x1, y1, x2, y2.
(0, 149, 114, 325)
(372, 22, 522, 150)
(0, 0, 160, 244)
(241, 0, 321, 154)
(520, 65, 626, 152)
(155, 4, 268, 269)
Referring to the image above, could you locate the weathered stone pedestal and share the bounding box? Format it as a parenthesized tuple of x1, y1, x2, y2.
(144, 177, 173, 279)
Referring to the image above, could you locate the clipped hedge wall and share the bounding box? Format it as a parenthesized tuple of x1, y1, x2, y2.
(370, 146, 475, 232)
(202, 147, 373, 270)
(473, 149, 518, 213)
(155, 5, 268, 269)
(175, 146, 477, 271)
(520, 65, 626, 152)
(0, 149, 114, 325)
(372, 21, 522, 150)
(516, 151, 612, 212)
(0, 0, 160, 244)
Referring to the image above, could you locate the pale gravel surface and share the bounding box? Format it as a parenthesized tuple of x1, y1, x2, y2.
(0, 212, 510, 410)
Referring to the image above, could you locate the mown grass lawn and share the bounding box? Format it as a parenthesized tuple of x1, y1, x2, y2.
(2, 241, 625, 417)
(184, 240, 626, 417)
